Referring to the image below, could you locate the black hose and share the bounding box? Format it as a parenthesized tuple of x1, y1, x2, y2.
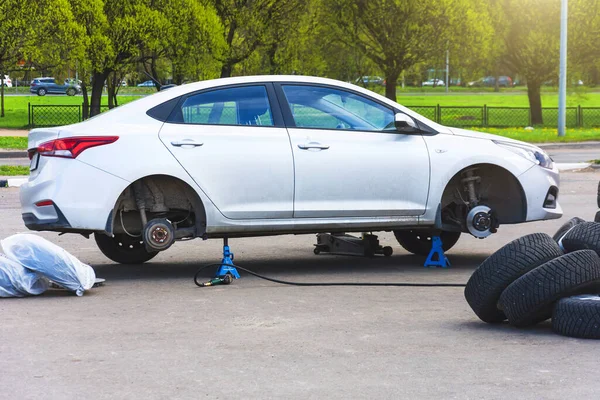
(194, 263, 466, 288)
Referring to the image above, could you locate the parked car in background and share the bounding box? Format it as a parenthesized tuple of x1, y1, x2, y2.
(137, 80, 157, 87)
(2, 75, 12, 87)
(356, 76, 385, 86)
(422, 79, 444, 87)
(30, 77, 81, 96)
(468, 76, 513, 88)
(21, 75, 561, 264)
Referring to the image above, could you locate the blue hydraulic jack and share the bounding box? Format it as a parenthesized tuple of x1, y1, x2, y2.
(424, 236, 450, 268)
(215, 238, 241, 279)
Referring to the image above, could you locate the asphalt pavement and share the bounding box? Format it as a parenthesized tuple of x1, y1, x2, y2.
(1, 170, 600, 399)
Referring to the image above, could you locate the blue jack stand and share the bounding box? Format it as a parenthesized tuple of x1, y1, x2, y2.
(215, 238, 240, 279)
(424, 236, 450, 268)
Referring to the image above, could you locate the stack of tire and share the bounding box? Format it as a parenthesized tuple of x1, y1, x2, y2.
(465, 217, 600, 339)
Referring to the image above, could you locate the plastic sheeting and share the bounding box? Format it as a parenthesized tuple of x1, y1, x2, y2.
(0, 255, 49, 297)
(1, 234, 96, 296)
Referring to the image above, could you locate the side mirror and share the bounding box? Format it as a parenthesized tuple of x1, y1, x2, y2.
(394, 113, 419, 133)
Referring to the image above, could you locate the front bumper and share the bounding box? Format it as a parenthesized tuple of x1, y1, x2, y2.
(519, 164, 563, 222)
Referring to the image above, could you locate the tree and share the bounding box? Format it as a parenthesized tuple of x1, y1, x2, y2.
(325, 0, 491, 101)
(491, 0, 561, 125)
(0, 0, 33, 118)
(205, 0, 304, 78)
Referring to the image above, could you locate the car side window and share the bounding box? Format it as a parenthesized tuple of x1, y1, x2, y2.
(282, 85, 395, 131)
(177, 85, 274, 126)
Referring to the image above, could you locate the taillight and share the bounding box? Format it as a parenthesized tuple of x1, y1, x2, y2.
(36, 136, 118, 159)
(30, 82, 37, 87)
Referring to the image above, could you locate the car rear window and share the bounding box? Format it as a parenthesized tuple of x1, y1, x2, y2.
(170, 85, 274, 126)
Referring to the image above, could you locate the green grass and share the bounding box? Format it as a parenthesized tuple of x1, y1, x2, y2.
(469, 127, 600, 143)
(0, 136, 28, 149)
(0, 94, 141, 128)
(0, 165, 29, 176)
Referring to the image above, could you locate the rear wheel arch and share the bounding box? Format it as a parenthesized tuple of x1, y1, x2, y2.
(438, 163, 527, 230)
(105, 174, 207, 238)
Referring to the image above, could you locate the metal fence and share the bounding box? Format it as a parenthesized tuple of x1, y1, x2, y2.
(28, 103, 600, 128)
(29, 103, 110, 128)
(405, 105, 600, 128)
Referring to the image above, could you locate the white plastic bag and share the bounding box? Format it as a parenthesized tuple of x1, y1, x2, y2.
(1, 234, 96, 296)
(0, 254, 49, 297)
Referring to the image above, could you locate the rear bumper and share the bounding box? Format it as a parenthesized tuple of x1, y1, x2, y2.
(22, 203, 71, 231)
(20, 157, 129, 232)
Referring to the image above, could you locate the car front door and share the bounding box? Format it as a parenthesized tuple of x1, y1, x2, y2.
(276, 83, 430, 218)
(158, 83, 294, 220)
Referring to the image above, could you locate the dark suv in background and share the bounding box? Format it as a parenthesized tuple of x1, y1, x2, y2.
(30, 77, 81, 96)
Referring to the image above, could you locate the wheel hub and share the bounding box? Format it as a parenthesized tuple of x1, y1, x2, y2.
(143, 218, 175, 251)
(466, 205, 495, 238)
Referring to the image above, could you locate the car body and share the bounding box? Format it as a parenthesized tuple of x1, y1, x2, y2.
(422, 79, 444, 87)
(137, 80, 157, 87)
(3, 75, 12, 87)
(20, 75, 562, 264)
(468, 76, 513, 88)
(30, 77, 81, 96)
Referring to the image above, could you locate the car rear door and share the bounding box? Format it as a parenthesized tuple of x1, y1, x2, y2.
(158, 83, 294, 220)
(276, 83, 430, 218)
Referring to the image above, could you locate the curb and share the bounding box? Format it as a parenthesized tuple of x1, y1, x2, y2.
(537, 141, 600, 150)
(0, 177, 28, 188)
(0, 150, 27, 158)
(556, 162, 591, 171)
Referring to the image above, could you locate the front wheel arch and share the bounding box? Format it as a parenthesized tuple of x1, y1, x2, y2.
(438, 163, 527, 232)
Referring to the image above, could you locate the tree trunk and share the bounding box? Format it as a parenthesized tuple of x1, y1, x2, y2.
(527, 80, 543, 125)
(220, 63, 233, 78)
(384, 72, 399, 102)
(90, 71, 109, 117)
(494, 66, 500, 92)
(81, 82, 89, 120)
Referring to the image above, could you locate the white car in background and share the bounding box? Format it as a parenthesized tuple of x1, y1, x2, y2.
(3, 75, 12, 87)
(20, 75, 561, 264)
(422, 79, 444, 87)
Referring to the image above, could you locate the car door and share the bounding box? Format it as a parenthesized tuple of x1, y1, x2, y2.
(48, 79, 60, 93)
(276, 83, 430, 218)
(158, 83, 294, 220)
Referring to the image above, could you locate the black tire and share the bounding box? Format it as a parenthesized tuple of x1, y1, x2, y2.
(37, 88, 46, 96)
(499, 250, 600, 327)
(595, 210, 600, 223)
(393, 230, 460, 256)
(597, 181, 600, 208)
(562, 221, 600, 256)
(66, 88, 76, 96)
(552, 295, 600, 339)
(94, 233, 158, 264)
(464, 233, 562, 323)
(552, 216, 585, 242)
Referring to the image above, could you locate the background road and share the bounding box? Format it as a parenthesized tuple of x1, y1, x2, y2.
(1, 170, 600, 399)
(4, 144, 600, 168)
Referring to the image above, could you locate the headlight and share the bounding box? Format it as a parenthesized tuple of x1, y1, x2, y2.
(494, 141, 554, 169)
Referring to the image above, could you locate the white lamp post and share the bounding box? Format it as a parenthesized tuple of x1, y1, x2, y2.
(558, 0, 568, 136)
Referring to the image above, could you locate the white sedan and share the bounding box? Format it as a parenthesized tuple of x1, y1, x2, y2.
(20, 75, 561, 264)
(422, 79, 444, 87)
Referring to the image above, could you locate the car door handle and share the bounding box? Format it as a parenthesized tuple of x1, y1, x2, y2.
(298, 142, 330, 150)
(171, 140, 204, 147)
